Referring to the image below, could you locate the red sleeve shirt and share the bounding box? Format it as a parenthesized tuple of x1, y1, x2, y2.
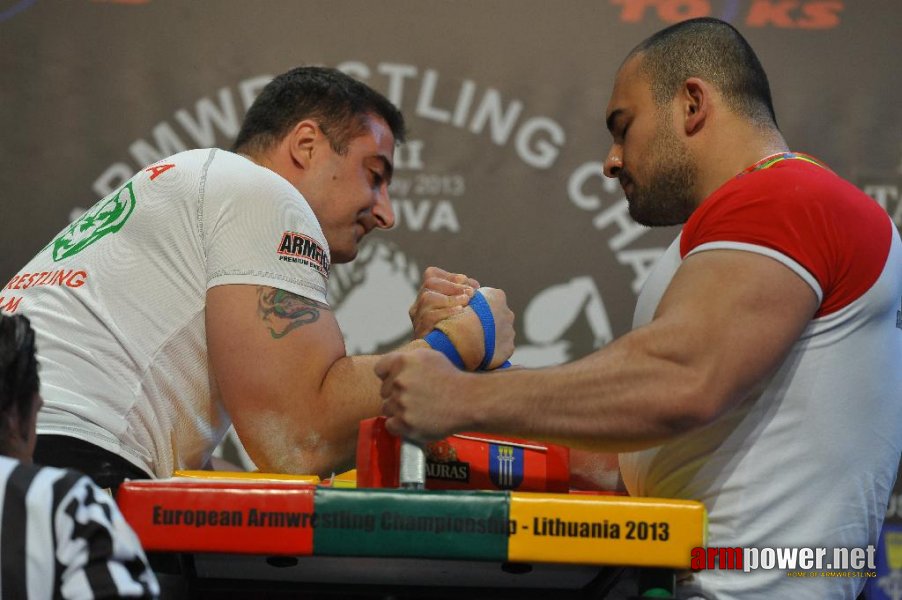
(680, 158, 893, 317)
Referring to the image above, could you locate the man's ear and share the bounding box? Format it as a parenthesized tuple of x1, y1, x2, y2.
(286, 120, 319, 170)
(682, 78, 710, 136)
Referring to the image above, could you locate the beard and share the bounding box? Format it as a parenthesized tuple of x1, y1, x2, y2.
(622, 119, 697, 227)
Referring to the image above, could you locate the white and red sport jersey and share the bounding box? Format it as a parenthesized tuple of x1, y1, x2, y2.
(619, 155, 902, 600)
(1, 149, 331, 478)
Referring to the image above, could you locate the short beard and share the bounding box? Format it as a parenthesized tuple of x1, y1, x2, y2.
(625, 119, 697, 227)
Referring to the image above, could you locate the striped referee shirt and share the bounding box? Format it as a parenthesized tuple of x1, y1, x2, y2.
(0, 455, 159, 599)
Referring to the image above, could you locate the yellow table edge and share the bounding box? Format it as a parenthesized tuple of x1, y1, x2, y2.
(508, 492, 707, 569)
(172, 470, 321, 484)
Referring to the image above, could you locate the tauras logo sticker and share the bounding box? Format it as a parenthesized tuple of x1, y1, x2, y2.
(276, 231, 330, 277)
(425, 440, 470, 483)
(426, 461, 470, 482)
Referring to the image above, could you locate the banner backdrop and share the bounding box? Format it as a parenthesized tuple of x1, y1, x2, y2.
(3, 0, 901, 357)
(2, 0, 901, 558)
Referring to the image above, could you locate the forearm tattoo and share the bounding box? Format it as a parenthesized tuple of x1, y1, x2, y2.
(256, 287, 330, 339)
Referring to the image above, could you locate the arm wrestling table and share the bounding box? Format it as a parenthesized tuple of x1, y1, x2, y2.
(116, 421, 707, 599)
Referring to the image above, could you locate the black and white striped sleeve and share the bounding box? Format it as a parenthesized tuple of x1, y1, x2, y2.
(0, 460, 159, 599)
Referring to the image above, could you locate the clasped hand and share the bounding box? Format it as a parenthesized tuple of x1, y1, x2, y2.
(375, 266, 516, 441)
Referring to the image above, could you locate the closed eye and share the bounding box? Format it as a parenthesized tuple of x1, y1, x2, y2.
(606, 109, 630, 144)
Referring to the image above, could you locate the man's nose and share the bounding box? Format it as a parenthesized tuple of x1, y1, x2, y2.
(604, 144, 623, 179)
(372, 185, 395, 230)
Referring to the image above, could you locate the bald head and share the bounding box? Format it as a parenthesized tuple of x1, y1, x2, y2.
(627, 17, 778, 130)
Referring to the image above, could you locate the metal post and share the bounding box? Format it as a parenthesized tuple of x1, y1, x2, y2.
(399, 440, 426, 489)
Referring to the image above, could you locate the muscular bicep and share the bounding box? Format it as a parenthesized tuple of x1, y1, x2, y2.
(650, 249, 819, 419)
(206, 284, 346, 471)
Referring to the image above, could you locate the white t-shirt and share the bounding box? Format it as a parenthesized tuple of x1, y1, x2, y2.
(4, 149, 331, 477)
(619, 159, 902, 599)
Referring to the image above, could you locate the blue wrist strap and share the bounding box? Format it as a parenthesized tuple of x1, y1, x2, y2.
(424, 329, 465, 369)
(469, 290, 495, 370)
(424, 290, 511, 371)
(468, 290, 511, 370)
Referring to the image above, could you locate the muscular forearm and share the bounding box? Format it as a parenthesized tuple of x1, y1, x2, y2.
(305, 321, 505, 474)
(317, 341, 430, 472)
(257, 339, 430, 477)
(461, 325, 726, 452)
(228, 271, 516, 477)
(379, 250, 818, 453)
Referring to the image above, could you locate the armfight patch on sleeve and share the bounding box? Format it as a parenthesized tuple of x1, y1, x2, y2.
(276, 231, 330, 278)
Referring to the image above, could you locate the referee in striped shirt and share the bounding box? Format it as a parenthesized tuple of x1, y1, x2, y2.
(0, 314, 159, 599)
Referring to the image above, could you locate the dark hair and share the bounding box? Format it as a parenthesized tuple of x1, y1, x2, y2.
(232, 66, 406, 156)
(629, 17, 778, 129)
(0, 314, 39, 451)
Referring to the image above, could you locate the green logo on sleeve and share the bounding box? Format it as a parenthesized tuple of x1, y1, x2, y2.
(52, 182, 136, 261)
